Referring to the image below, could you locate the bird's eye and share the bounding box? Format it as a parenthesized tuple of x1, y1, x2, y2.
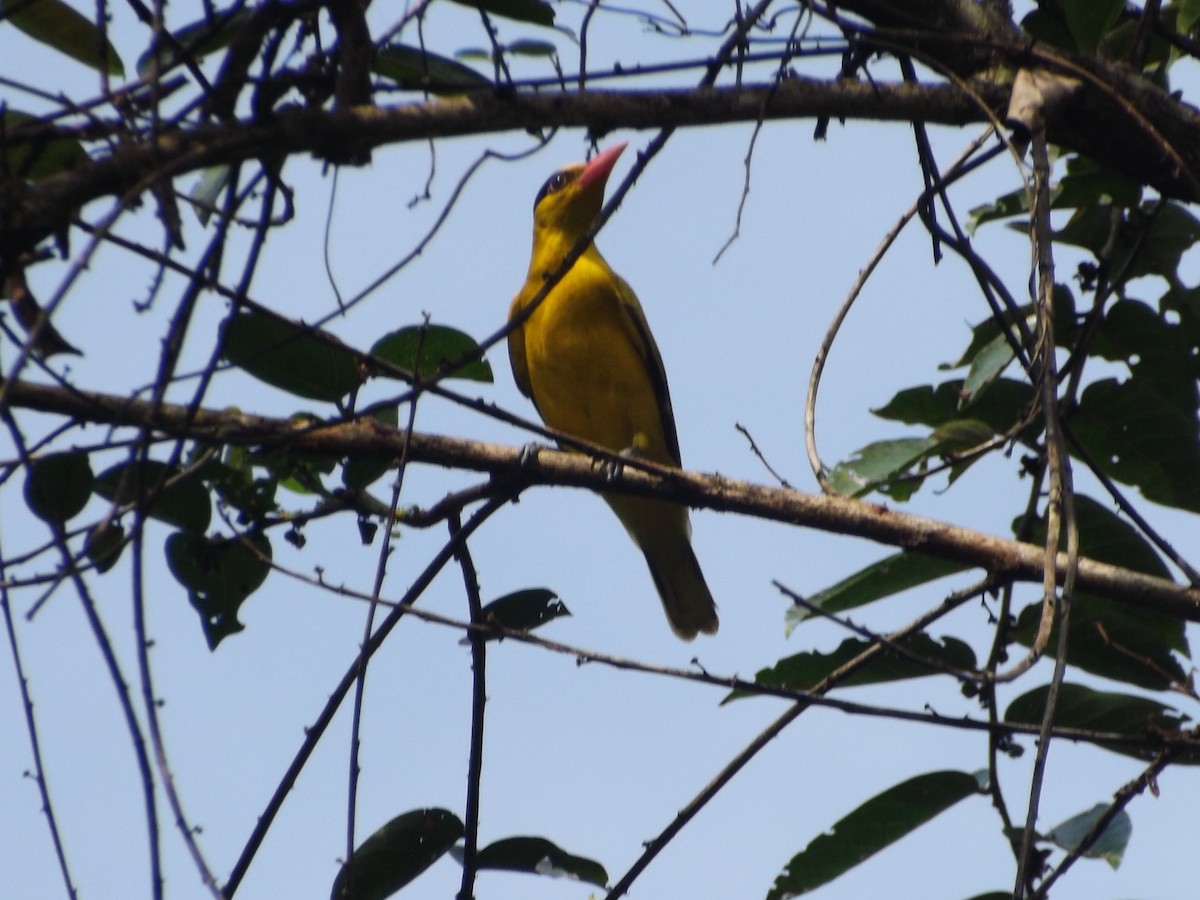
(534, 171, 573, 209)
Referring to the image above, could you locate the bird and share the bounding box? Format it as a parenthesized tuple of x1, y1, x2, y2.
(507, 141, 718, 640)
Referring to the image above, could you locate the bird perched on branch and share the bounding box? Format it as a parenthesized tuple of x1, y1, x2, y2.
(507, 142, 718, 640)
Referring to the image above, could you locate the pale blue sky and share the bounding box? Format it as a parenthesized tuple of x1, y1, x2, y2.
(2, 3, 1198, 899)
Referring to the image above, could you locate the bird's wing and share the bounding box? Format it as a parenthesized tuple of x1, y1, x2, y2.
(611, 274, 683, 467)
(506, 291, 536, 404)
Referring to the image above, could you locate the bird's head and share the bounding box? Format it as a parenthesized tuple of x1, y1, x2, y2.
(531, 142, 627, 242)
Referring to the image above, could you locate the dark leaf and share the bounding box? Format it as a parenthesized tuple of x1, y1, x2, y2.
(222, 311, 362, 402)
(373, 44, 491, 92)
(506, 38, 558, 56)
(443, 0, 554, 27)
(767, 771, 983, 898)
(727, 634, 976, 702)
(1092, 298, 1198, 418)
(475, 588, 569, 638)
(472, 836, 606, 886)
(342, 406, 400, 490)
(370, 324, 493, 384)
(1023, 492, 1172, 579)
(1, 110, 88, 181)
(1020, 8, 1076, 50)
(873, 379, 1036, 444)
(961, 330, 1016, 402)
(3, 0, 124, 75)
(790, 552, 970, 625)
(1013, 496, 1186, 691)
(1064, 0, 1124, 52)
(84, 521, 125, 573)
(967, 158, 1140, 233)
(1045, 804, 1131, 868)
(1072, 377, 1200, 513)
(165, 531, 272, 649)
(1012, 593, 1189, 691)
(136, 7, 255, 76)
(95, 460, 212, 533)
(1055, 202, 1200, 282)
(25, 451, 93, 524)
(827, 436, 940, 499)
(202, 453, 279, 522)
(1183, 0, 1200, 32)
(1004, 683, 1196, 763)
(331, 808, 464, 900)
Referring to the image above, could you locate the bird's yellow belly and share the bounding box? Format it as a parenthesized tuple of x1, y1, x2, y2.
(525, 288, 670, 463)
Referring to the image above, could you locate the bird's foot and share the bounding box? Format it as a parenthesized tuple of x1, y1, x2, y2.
(602, 444, 645, 482)
(518, 442, 545, 468)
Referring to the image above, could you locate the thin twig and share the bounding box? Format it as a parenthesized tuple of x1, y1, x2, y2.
(453, 513, 487, 900)
(222, 492, 515, 898)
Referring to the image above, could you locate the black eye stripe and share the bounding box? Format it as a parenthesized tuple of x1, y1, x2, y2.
(534, 171, 573, 209)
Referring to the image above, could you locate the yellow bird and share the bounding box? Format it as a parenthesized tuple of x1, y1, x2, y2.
(507, 142, 718, 640)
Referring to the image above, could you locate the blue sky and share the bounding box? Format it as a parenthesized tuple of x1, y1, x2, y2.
(3, 2, 1198, 899)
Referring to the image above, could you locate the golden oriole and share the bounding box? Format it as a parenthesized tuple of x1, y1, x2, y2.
(507, 142, 718, 640)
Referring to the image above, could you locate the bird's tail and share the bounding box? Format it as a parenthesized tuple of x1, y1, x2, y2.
(606, 495, 718, 640)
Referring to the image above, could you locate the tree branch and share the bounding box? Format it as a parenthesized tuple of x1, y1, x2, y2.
(5, 377, 1197, 622)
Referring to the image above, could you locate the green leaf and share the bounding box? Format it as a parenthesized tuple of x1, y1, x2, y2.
(1183, 0, 1200, 33)
(342, 406, 400, 490)
(190, 166, 232, 226)
(873, 379, 1037, 444)
(222, 311, 362, 402)
(331, 808, 464, 900)
(472, 836, 606, 886)
(443, 0, 554, 27)
(961, 330, 1015, 402)
(1023, 493, 1172, 579)
(202, 453, 279, 522)
(1020, 8, 1077, 51)
(1004, 683, 1196, 764)
(767, 771, 982, 898)
(966, 159, 1140, 234)
(1012, 496, 1187, 691)
(370, 324, 493, 384)
(1056, 202, 1200, 282)
(165, 531, 272, 649)
(25, 451, 93, 524)
(789, 552, 970, 626)
(1011, 594, 1189, 691)
(1, 110, 89, 181)
(372, 44, 491, 93)
(1072, 377, 1200, 513)
(1064, 0, 1124, 53)
(95, 460, 212, 533)
(136, 8, 255, 77)
(506, 38, 557, 56)
(827, 436, 940, 499)
(728, 634, 976, 702)
(2, 0, 124, 75)
(253, 435, 337, 496)
(1092, 298, 1198, 418)
(475, 588, 569, 638)
(1045, 804, 1131, 869)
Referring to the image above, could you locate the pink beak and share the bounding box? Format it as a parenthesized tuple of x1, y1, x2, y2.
(577, 141, 628, 191)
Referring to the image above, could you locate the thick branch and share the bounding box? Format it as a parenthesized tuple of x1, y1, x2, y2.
(0, 79, 1002, 255)
(6, 378, 1197, 622)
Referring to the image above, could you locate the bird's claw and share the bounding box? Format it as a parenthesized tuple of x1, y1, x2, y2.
(602, 445, 644, 482)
